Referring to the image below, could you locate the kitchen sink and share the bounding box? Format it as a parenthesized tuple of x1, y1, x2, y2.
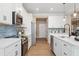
(60, 36, 69, 38)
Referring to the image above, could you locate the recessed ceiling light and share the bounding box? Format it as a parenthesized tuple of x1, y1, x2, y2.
(50, 8, 53, 11)
(36, 8, 39, 11)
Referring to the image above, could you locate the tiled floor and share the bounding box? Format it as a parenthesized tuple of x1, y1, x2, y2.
(27, 38, 55, 56)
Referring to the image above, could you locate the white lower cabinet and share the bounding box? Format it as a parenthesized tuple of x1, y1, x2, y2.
(62, 41, 73, 56)
(0, 41, 21, 56)
(0, 49, 4, 56)
(73, 46, 79, 56)
(5, 41, 21, 56)
(28, 34, 32, 49)
(53, 37, 62, 56)
(53, 36, 79, 56)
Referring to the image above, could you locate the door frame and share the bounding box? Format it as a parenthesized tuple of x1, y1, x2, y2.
(36, 16, 48, 41)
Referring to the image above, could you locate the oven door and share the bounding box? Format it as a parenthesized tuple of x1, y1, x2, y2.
(21, 40, 28, 56)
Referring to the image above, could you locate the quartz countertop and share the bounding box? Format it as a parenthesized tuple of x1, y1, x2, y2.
(50, 33, 79, 47)
(0, 38, 21, 48)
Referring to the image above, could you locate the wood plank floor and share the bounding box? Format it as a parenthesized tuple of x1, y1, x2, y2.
(26, 38, 55, 56)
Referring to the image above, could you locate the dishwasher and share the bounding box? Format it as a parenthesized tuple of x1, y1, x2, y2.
(50, 35, 53, 51)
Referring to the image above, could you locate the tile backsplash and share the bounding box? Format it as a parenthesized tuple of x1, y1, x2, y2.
(0, 25, 18, 38)
(48, 28, 64, 33)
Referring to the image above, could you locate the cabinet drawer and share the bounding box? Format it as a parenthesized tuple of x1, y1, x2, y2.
(62, 41, 73, 56)
(63, 48, 72, 56)
(63, 42, 72, 51)
(5, 43, 18, 56)
(0, 49, 4, 56)
(5, 50, 15, 56)
(63, 51, 72, 56)
(16, 41, 21, 56)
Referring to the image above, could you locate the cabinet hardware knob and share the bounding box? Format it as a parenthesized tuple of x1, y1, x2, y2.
(64, 52, 67, 55)
(15, 44, 18, 47)
(64, 44, 67, 46)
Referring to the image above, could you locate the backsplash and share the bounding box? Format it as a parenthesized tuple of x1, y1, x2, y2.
(48, 28, 64, 33)
(0, 25, 18, 38)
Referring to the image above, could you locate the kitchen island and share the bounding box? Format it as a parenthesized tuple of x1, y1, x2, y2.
(50, 33, 79, 56)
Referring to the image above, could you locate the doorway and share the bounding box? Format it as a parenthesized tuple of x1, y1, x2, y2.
(36, 17, 48, 41)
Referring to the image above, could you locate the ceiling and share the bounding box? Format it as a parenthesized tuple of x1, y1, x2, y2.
(23, 3, 79, 15)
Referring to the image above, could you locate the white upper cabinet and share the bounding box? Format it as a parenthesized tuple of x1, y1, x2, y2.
(48, 16, 66, 28)
(0, 3, 23, 24)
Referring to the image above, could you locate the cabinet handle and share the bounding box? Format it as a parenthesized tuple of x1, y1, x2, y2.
(15, 51, 18, 56)
(55, 43, 57, 46)
(15, 44, 18, 47)
(64, 52, 67, 55)
(64, 44, 67, 46)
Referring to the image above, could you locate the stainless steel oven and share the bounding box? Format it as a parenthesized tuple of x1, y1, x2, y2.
(21, 37, 28, 56)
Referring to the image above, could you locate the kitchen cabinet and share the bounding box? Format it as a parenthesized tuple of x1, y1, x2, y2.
(48, 16, 66, 28)
(0, 40, 21, 56)
(53, 37, 58, 55)
(62, 41, 73, 56)
(53, 37, 62, 56)
(73, 46, 79, 56)
(53, 36, 74, 56)
(5, 41, 21, 56)
(50, 33, 79, 56)
(52, 34, 79, 56)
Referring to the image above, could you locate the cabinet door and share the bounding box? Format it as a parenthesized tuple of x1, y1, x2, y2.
(5, 43, 15, 56)
(57, 39, 62, 56)
(53, 37, 62, 56)
(73, 46, 79, 56)
(48, 16, 65, 28)
(53, 37, 59, 55)
(62, 41, 73, 56)
(0, 49, 4, 56)
(5, 41, 21, 56)
(15, 41, 21, 56)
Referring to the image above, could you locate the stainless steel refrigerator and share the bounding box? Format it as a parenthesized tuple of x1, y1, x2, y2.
(31, 21, 36, 46)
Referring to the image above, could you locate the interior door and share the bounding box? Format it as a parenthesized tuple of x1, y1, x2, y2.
(39, 23, 46, 38)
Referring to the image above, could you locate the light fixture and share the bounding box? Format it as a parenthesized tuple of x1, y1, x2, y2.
(73, 3, 77, 17)
(63, 3, 66, 21)
(50, 8, 53, 11)
(63, 17, 66, 21)
(36, 8, 39, 11)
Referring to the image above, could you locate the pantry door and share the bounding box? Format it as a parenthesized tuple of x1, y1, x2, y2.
(39, 23, 46, 38)
(36, 18, 48, 39)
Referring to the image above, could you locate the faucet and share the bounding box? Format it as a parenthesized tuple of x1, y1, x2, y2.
(64, 24, 71, 37)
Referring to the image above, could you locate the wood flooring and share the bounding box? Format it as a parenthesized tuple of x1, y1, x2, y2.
(26, 38, 55, 56)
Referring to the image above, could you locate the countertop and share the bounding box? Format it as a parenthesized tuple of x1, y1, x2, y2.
(50, 33, 79, 47)
(0, 38, 21, 48)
